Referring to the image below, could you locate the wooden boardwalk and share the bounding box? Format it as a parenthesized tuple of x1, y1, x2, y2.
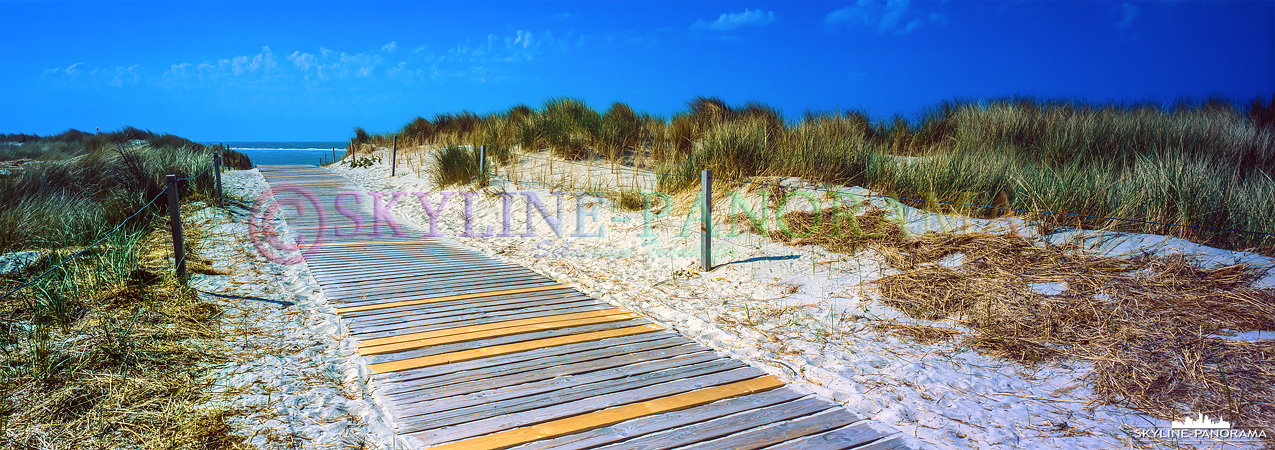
(257, 165, 912, 450)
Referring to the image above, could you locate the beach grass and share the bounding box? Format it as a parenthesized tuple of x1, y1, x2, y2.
(0, 131, 250, 253)
(0, 129, 253, 448)
(431, 145, 487, 188)
(358, 94, 1275, 252)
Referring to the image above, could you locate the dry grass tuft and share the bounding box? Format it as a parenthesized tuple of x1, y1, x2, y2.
(739, 206, 1275, 434)
(871, 321, 962, 345)
(733, 206, 906, 255)
(0, 224, 248, 449)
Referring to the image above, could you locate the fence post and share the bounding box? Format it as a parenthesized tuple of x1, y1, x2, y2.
(391, 136, 398, 176)
(701, 169, 712, 272)
(213, 151, 223, 206)
(332, 146, 337, 163)
(479, 145, 487, 176)
(166, 175, 187, 280)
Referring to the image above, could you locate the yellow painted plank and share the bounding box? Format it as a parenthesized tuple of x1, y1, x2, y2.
(423, 376, 786, 450)
(360, 309, 631, 347)
(368, 325, 662, 374)
(335, 284, 570, 314)
(359, 311, 639, 356)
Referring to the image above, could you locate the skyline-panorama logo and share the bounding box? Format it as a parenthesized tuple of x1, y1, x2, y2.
(1171, 413, 1231, 430)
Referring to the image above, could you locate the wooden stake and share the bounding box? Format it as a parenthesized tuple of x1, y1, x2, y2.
(702, 169, 712, 272)
(213, 152, 223, 206)
(166, 175, 186, 280)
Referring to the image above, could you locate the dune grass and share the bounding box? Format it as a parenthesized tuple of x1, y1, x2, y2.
(0, 133, 250, 253)
(1, 225, 246, 449)
(431, 145, 489, 188)
(356, 94, 1275, 253)
(0, 129, 253, 448)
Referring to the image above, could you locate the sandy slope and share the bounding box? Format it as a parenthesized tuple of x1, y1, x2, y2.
(321, 147, 1272, 450)
(188, 169, 409, 450)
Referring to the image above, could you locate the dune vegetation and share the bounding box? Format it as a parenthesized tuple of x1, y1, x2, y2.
(0, 129, 253, 449)
(351, 97, 1275, 437)
(352, 95, 1275, 254)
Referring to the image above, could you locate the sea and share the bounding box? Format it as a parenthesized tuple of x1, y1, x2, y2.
(213, 142, 348, 167)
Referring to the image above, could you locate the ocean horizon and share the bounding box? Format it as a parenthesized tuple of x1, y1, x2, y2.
(212, 141, 347, 167)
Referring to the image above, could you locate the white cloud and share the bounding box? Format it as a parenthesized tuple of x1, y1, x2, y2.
(441, 29, 566, 64)
(157, 46, 280, 85)
(46, 32, 575, 89)
(43, 62, 140, 87)
(825, 0, 945, 35)
(284, 47, 384, 82)
(1117, 2, 1140, 29)
(693, 9, 776, 31)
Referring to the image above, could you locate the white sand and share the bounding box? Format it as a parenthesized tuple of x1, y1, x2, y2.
(188, 169, 412, 449)
(316, 147, 1273, 450)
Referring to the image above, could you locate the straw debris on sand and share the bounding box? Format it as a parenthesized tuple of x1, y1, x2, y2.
(0, 217, 250, 449)
(755, 206, 1275, 436)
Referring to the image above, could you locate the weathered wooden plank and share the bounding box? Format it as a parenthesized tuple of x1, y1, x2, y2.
(359, 308, 629, 347)
(402, 365, 763, 437)
(391, 350, 729, 419)
(304, 252, 501, 267)
(373, 332, 686, 388)
(303, 247, 490, 261)
(322, 272, 550, 296)
(364, 320, 654, 365)
(340, 290, 592, 322)
(415, 376, 786, 450)
(844, 435, 912, 450)
(368, 324, 662, 373)
(584, 399, 842, 450)
(359, 310, 638, 355)
(757, 423, 897, 450)
(671, 409, 865, 450)
(327, 283, 569, 308)
(505, 387, 811, 450)
(343, 290, 594, 324)
(327, 280, 566, 305)
(336, 284, 570, 313)
(307, 263, 528, 283)
(383, 344, 707, 404)
(350, 300, 608, 337)
(307, 239, 445, 247)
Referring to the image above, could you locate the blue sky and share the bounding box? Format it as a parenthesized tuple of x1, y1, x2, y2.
(1, 0, 1271, 141)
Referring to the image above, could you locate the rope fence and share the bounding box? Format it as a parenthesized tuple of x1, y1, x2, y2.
(0, 150, 227, 301)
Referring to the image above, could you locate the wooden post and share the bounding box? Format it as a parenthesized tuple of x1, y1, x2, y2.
(332, 146, 337, 163)
(479, 145, 487, 176)
(213, 152, 223, 206)
(701, 169, 712, 272)
(391, 136, 398, 176)
(166, 175, 186, 280)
